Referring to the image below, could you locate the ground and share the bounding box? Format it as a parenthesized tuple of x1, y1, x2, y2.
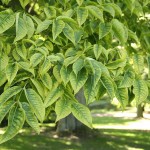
(0, 106, 150, 150)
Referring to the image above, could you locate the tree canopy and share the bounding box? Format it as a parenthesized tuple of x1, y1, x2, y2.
(0, 0, 150, 144)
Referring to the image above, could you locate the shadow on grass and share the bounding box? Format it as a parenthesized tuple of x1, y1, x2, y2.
(0, 128, 150, 150)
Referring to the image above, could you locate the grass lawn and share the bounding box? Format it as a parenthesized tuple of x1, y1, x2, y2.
(0, 107, 150, 150)
(0, 127, 150, 150)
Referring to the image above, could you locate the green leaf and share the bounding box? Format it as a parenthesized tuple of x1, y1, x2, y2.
(77, 7, 88, 27)
(55, 96, 72, 122)
(99, 22, 111, 39)
(115, 87, 128, 109)
(44, 85, 64, 107)
(0, 9, 15, 34)
(0, 106, 25, 144)
(53, 65, 62, 83)
(112, 19, 127, 44)
(52, 19, 65, 41)
(6, 63, 18, 85)
(128, 30, 139, 43)
(24, 88, 45, 122)
(0, 54, 9, 71)
(63, 23, 75, 44)
(39, 58, 51, 75)
(110, 3, 122, 16)
(30, 78, 45, 98)
(44, 7, 56, 19)
(119, 68, 135, 88)
(71, 102, 92, 128)
(73, 58, 84, 76)
(18, 61, 35, 76)
(36, 20, 52, 34)
(16, 42, 27, 60)
(41, 73, 52, 90)
(86, 5, 104, 22)
(133, 79, 148, 105)
(70, 69, 88, 94)
(106, 59, 126, 69)
(19, 0, 30, 8)
(30, 53, 44, 67)
(93, 44, 102, 60)
(76, 0, 83, 6)
(84, 75, 96, 104)
(21, 102, 40, 133)
(60, 66, 71, 85)
(133, 54, 144, 73)
(100, 74, 115, 99)
(0, 71, 7, 86)
(14, 13, 27, 42)
(103, 4, 115, 17)
(0, 100, 15, 123)
(23, 14, 35, 38)
(0, 86, 22, 105)
(96, 82, 106, 100)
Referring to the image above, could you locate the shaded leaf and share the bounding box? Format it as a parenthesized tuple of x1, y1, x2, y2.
(71, 102, 92, 128)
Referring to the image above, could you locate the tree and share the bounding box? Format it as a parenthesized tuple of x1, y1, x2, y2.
(0, 0, 150, 144)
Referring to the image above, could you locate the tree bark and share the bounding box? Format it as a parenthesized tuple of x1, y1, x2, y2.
(56, 88, 87, 135)
(137, 104, 144, 118)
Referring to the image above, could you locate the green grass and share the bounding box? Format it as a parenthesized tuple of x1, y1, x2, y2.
(0, 127, 150, 150)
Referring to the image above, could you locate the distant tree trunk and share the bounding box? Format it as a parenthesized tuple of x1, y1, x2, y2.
(137, 104, 144, 118)
(56, 89, 88, 135)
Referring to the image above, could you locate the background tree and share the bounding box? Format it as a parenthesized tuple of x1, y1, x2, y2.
(0, 0, 150, 144)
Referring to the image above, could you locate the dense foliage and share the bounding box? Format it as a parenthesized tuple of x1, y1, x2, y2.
(0, 0, 150, 144)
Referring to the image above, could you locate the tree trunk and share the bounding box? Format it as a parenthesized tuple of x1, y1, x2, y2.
(137, 104, 144, 118)
(56, 89, 87, 135)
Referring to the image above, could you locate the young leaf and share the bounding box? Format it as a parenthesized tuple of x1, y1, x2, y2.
(6, 63, 18, 85)
(86, 5, 104, 22)
(52, 19, 65, 41)
(24, 88, 45, 122)
(76, 0, 83, 6)
(133, 79, 148, 105)
(70, 69, 88, 94)
(71, 102, 93, 128)
(44, 7, 56, 19)
(41, 73, 52, 90)
(55, 96, 72, 122)
(44, 85, 64, 107)
(0, 86, 22, 105)
(112, 19, 127, 44)
(14, 13, 27, 42)
(0, 106, 25, 144)
(21, 102, 40, 133)
(99, 22, 111, 39)
(36, 20, 52, 34)
(0, 54, 9, 71)
(0, 100, 15, 123)
(77, 7, 88, 27)
(0, 9, 15, 34)
(39, 58, 51, 75)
